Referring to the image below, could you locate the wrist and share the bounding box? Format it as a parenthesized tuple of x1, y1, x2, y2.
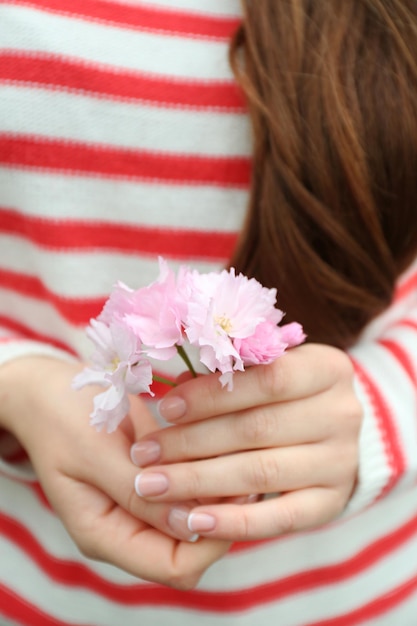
(0, 356, 82, 439)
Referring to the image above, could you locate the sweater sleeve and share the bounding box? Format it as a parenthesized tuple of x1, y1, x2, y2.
(345, 257, 417, 515)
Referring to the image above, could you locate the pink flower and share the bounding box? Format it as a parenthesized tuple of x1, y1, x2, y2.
(74, 259, 306, 431)
(280, 322, 306, 347)
(234, 321, 287, 366)
(72, 319, 153, 432)
(98, 281, 135, 324)
(184, 268, 284, 389)
(124, 258, 188, 360)
(234, 320, 305, 366)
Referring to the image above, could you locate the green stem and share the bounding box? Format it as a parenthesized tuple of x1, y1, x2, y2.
(152, 374, 177, 388)
(176, 344, 197, 377)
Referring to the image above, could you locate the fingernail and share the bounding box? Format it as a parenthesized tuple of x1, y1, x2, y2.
(158, 396, 187, 422)
(130, 441, 161, 467)
(187, 513, 217, 533)
(134, 473, 169, 497)
(168, 506, 199, 543)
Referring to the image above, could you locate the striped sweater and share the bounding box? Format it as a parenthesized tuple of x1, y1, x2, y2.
(1, 1, 417, 625)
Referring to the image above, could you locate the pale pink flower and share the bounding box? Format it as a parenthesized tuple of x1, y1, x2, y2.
(124, 258, 188, 360)
(72, 319, 153, 432)
(98, 281, 135, 324)
(184, 268, 285, 389)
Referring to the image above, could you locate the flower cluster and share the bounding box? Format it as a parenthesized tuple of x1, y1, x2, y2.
(73, 258, 305, 433)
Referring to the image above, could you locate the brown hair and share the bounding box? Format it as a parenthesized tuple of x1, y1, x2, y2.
(229, 0, 417, 348)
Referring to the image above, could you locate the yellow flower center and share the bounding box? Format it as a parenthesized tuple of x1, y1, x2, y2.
(111, 356, 120, 371)
(215, 315, 233, 334)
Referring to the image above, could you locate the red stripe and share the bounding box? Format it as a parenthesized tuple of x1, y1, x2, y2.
(0, 268, 104, 325)
(0, 52, 245, 111)
(2, 575, 417, 626)
(399, 319, 417, 333)
(0, 583, 85, 626)
(306, 574, 417, 626)
(0, 208, 238, 259)
(2, 0, 241, 40)
(2, 510, 417, 610)
(352, 359, 406, 498)
(379, 338, 417, 385)
(394, 269, 417, 302)
(0, 135, 251, 187)
(0, 313, 76, 354)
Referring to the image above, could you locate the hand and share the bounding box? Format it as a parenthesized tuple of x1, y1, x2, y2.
(130, 344, 363, 541)
(0, 357, 230, 588)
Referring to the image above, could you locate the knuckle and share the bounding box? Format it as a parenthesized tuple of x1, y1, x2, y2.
(239, 407, 275, 446)
(165, 571, 201, 591)
(335, 351, 355, 379)
(230, 508, 251, 541)
(256, 361, 285, 398)
(76, 534, 100, 561)
(199, 376, 223, 414)
(273, 500, 297, 535)
(249, 454, 281, 492)
(168, 427, 192, 460)
(181, 464, 204, 496)
(336, 393, 363, 438)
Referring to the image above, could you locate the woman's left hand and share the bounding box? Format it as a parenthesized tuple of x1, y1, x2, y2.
(131, 344, 363, 541)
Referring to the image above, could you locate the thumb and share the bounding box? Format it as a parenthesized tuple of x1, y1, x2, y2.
(125, 394, 161, 443)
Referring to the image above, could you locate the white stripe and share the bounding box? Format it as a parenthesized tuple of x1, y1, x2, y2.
(124, 0, 242, 17)
(0, 286, 90, 349)
(0, 237, 228, 297)
(0, 169, 247, 229)
(0, 86, 251, 156)
(0, 5, 235, 79)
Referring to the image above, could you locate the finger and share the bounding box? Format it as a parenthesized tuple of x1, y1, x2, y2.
(158, 344, 353, 424)
(186, 487, 346, 541)
(133, 443, 353, 502)
(131, 394, 345, 467)
(55, 475, 230, 589)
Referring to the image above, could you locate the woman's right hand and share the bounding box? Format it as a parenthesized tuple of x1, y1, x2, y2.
(0, 356, 231, 589)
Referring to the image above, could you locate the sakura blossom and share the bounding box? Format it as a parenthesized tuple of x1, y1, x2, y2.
(72, 319, 153, 432)
(124, 257, 188, 361)
(184, 268, 286, 389)
(74, 259, 305, 431)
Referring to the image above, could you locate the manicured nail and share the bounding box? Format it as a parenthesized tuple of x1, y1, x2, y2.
(187, 513, 217, 534)
(168, 506, 199, 543)
(158, 396, 187, 422)
(134, 473, 169, 497)
(130, 441, 161, 467)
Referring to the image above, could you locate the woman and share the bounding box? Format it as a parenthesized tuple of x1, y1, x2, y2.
(0, 1, 416, 624)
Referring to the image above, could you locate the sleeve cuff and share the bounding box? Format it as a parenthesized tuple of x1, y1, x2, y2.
(343, 374, 392, 516)
(0, 339, 77, 369)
